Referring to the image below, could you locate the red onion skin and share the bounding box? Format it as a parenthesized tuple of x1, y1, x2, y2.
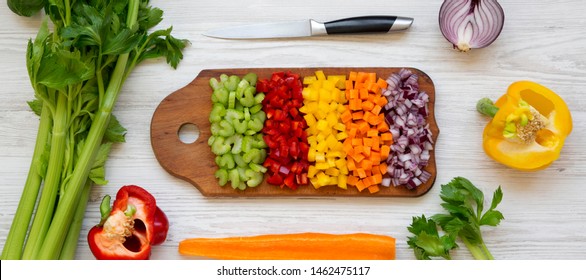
(439, 0, 505, 52)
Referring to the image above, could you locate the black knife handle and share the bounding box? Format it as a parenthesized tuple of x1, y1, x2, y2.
(324, 16, 409, 34)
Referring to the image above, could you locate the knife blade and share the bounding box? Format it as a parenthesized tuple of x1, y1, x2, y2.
(203, 16, 413, 39)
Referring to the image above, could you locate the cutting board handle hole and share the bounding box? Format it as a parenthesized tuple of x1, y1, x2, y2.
(178, 123, 200, 144)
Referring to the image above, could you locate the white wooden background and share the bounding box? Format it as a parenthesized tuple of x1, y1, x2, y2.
(1, 0, 585, 260)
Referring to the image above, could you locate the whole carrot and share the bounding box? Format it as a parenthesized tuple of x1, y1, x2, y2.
(178, 232, 395, 260)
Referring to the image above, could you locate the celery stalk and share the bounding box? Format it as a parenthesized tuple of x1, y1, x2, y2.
(22, 93, 68, 259)
(0, 104, 51, 260)
(59, 181, 91, 260)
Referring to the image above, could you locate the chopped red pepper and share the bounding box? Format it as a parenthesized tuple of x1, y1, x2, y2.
(259, 72, 309, 190)
(87, 185, 169, 260)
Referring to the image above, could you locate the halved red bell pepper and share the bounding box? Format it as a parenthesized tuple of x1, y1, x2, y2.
(87, 185, 168, 260)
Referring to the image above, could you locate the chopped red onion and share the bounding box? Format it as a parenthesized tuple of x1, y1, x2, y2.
(382, 69, 434, 190)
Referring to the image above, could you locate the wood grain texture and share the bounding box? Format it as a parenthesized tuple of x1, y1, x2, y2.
(150, 67, 438, 197)
(0, 0, 585, 260)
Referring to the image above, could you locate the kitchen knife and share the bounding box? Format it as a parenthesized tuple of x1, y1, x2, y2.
(203, 16, 413, 39)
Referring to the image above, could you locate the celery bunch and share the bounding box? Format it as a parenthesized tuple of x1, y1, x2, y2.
(1, 0, 187, 260)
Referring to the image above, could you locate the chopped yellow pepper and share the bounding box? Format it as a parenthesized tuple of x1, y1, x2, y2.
(301, 71, 348, 189)
(477, 81, 572, 171)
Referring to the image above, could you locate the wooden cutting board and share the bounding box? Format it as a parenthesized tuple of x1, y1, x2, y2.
(150, 68, 439, 197)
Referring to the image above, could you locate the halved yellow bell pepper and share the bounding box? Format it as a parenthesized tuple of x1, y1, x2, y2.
(477, 81, 572, 171)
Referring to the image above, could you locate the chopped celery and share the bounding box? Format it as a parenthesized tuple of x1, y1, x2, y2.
(247, 119, 263, 132)
(250, 104, 263, 114)
(246, 171, 263, 187)
(243, 73, 258, 86)
(229, 135, 243, 154)
(249, 163, 267, 173)
(211, 137, 230, 155)
(213, 88, 229, 105)
(214, 169, 228, 186)
(233, 154, 247, 168)
(208, 73, 267, 190)
(209, 103, 226, 123)
(239, 87, 256, 107)
(225, 75, 240, 91)
(232, 119, 248, 134)
(209, 78, 221, 91)
(254, 93, 265, 105)
(225, 109, 244, 121)
(218, 154, 235, 169)
(229, 169, 240, 188)
(217, 120, 234, 137)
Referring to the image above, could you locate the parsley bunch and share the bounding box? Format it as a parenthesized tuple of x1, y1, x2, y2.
(407, 177, 504, 260)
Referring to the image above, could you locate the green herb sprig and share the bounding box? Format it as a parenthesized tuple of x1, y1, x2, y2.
(408, 177, 504, 260)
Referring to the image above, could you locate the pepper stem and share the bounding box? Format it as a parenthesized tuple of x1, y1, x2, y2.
(98, 195, 111, 226)
(477, 98, 499, 118)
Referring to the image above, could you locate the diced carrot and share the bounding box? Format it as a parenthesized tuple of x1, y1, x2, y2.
(362, 176, 373, 188)
(347, 175, 359, 186)
(381, 132, 393, 141)
(380, 145, 391, 158)
(345, 80, 354, 90)
(361, 159, 372, 171)
(356, 168, 367, 179)
(362, 137, 374, 147)
(379, 162, 388, 174)
(347, 157, 356, 171)
(363, 111, 374, 122)
(375, 95, 388, 107)
(361, 100, 375, 111)
(372, 173, 383, 185)
(368, 83, 380, 94)
(371, 165, 381, 175)
(352, 111, 364, 120)
(351, 138, 362, 146)
(367, 73, 377, 83)
(372, 104, 382, 115)
(340, 110, 352, 124)
(368, 114, 382, 125)
(368, 185, 380, 194)
(364, 169, 372, 177)
(362, 145, 371, 157)
(355, 180, 367, 192)
(358, 121, 370, 134)
(376, 78, 388, 89)
(363, 80, 373, 92)
(356, 72, 368, 83)
(349, 99, 362, 111)
(377, 121, 389, 132)
(347, 128, 357, 139)
(370, 152, 381, 164)
(367, 129, 378, 138)
(349, 71, 358, 81)
(351, 152, 365, 163)
(359, 88, 369, 100)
